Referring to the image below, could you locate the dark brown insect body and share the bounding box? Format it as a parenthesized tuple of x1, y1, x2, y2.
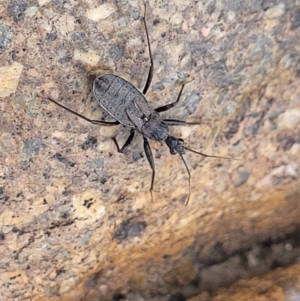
(39, 5, 231, 205)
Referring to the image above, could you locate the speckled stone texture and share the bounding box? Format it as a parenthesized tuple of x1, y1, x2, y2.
(0, 0, 300, 300)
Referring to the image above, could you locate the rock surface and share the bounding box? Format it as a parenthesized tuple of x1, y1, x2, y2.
(0, 0, 300, 300)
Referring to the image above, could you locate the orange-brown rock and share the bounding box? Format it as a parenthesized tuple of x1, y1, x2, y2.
(0, 1, 300, 300)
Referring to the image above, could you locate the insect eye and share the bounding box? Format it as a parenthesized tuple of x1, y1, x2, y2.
(170, 149, 177, 155)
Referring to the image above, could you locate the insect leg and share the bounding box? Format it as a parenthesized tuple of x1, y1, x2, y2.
(163, 119, 201, 126)
(39, 95, 119, 126)
(143, 137, 155, 202)
(155, 84, 185, 112)
(112, 129, 135, 153)
(142, 3, 154, 95)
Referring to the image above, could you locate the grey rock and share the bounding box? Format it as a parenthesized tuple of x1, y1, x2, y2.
(231, 165, 250, 187)
(22, 138, 46, 157)
(0, 23, 13, 53)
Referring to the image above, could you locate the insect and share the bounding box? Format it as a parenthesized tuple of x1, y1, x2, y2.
(38, 5, 231, 205)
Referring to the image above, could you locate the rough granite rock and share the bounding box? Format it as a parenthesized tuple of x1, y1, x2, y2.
(0, 0, 300, 300)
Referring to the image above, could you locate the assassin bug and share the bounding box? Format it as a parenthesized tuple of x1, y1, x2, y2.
(39, 5, 232, 205)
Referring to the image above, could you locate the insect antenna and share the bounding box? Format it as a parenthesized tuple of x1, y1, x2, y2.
(184, 146, 235, 160)
(181, 147, 240, 205)
(179, 154, 191, 206)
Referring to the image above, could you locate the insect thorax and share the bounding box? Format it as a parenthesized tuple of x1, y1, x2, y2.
(141, 112, 169, 141)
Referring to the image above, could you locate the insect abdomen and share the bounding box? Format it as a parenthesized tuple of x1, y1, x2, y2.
(93, 74, 148, 127)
